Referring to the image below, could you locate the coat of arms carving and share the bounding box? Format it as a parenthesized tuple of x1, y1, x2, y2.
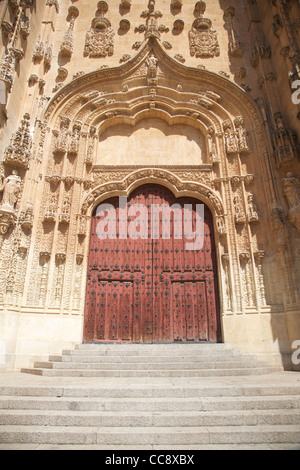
(84, 3, 114, 58)
(189, 3, 220, 59)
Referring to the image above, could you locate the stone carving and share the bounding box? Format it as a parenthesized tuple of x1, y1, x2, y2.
(33, 35, 44, 62)
(77, 215, 88, 237)
(68, 121, 82, 156)
(60, 6, 79, 58)
(283, 173, 300, 233)
(135, 0, 169, 40)
(44, 196, 57, 223)
(189, 2, 220, 58)
(234, 116, 250, 154)
(46, 0, 60, 13)
(0, 48, 19, 92)
(146, 53, 159, 85)
(53, 116, 71, 154)
(224, 6, 243, 57)
(233, 195, 246, 225)
(247, 194, 260, 223)
(20, 12, 31, 39)
(20, 203, 34, 230)
(207, 126, 219, 163)
(4, 113, 32, 169)
(273, 112, 298, 167)
(254, 251, 266, 307)
(221, 254, 232, 312)
(222, 120, 237, 155)
(239, 252, 255, 306)
(59, 196, 71, 225)
(171, 0, 182, 11)
(0, 170, 22, 213)
(85, 126, 97, 165)
(84, 2, 114, 58)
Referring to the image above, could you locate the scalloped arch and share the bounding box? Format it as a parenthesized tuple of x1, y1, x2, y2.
(81, 168, 225, 219)
(43, 37, 263, 138)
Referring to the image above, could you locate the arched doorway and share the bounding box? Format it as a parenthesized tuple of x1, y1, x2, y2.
(83, 184, 221, 343)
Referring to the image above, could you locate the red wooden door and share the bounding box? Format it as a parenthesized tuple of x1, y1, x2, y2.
(84, 185, 220, 343)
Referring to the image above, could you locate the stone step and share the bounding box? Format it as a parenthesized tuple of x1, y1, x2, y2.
(66, 344, 237, 356)
(21, 366, 281, 377)
(1, 409, 300, 427)
(34, 360, 269, 371)
(1, 384, 299, 399)
(1, 425, 300, 446)
(1, 395, 299, 412)
(52, 353, 254, 363)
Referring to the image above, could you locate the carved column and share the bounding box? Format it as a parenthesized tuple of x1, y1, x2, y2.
(239, 252, 255, 308)
(254, 250, 266, 307)
(54, 253, 66, 308)
(39, 252, 51, 306)
(222, 254, 233, 312)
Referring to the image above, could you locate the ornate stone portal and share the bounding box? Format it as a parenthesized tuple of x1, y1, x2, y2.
(0, 0, 299, 371)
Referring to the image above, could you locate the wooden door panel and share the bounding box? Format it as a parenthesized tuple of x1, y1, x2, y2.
(84, 184, 220, 343)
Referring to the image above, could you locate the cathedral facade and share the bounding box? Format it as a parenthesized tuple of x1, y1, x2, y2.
(0, 0, 299, 370)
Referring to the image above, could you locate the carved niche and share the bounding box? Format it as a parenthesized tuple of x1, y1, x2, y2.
(84, 2, 115, 58)
(189, 2, 220, 58)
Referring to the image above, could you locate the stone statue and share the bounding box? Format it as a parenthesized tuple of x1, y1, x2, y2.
(0, 170, 22, 212)
(282, 173, 300, 234)
(146, 54, 158, 78)
(282, 173, 300, 209)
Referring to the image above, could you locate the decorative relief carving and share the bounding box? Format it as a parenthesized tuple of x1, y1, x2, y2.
(135, 0, 169, 40)
(189, 2, 220, 58)
(0, 170, 22, 214)
(222, 120, 238, 155)
(273, 112, 298, 167)
(254, 251, 266, 307)
(233, 195, 246, 225)
(234, 116, 250, 154)
(59, 196, 71, 225)
(68, 121, 82, 156)
(239, 252, 255, 307)
(81, 169, 224, 218)
(84, 2, 114, 58)
(53, 116, 71, 155)
(207, 127, 219, 163)
(282, 172, 300, 233)
(247, 194, 260, 224)
(60, 6, 79, 58)
(43, 195, 57, 223)
(224, 6, 243, 57)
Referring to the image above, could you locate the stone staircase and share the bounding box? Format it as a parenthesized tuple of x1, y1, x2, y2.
(1, 343, 300, 450)
(21, 343, 281, 377)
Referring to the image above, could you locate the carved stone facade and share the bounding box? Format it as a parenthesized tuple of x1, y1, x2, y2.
(0, 0, 299, 371)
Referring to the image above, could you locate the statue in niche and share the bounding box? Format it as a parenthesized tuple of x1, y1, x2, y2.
(0, 170, 22, 213)
(233, 195, 246, 224)
(282, 173, 300, 210)
(146, 54, 158, 78)
(282, 173, 300, 233)
(247, 194, 259, 223)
